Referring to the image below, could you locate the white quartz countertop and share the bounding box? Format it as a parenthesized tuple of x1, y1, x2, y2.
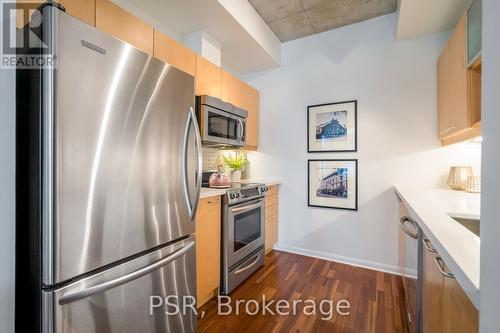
(200, 180, 281, 199)
(200, 187, 227, 199)
(394, 186, 480, 309)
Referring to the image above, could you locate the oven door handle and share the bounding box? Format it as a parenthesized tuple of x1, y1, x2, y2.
(234, 253, 262, 275)
(231, 201, 262, 214)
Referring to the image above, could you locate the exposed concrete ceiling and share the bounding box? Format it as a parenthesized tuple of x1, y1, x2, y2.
(397, 0, 473, 39)
(112, 0, 281, 75)
(249, 0, 398, 42)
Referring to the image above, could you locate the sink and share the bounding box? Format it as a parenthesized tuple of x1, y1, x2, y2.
(448, 215, 480, 237)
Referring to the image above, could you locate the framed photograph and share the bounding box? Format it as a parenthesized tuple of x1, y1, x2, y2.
(308, 159, 358, 210)
(307, 100, 357, 152)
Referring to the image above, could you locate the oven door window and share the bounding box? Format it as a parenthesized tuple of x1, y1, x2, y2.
(208, 111, 239, 140)
(234, 207, 261, 252)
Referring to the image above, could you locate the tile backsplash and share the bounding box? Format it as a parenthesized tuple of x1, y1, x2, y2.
(201, 147, 222, 171)
(201, 147, 250, 178)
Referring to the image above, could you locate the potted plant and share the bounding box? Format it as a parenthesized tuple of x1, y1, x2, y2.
(222, 151, 248, 182)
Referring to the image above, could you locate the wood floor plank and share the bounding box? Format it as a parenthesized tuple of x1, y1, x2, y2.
(197, 250, 407, 333)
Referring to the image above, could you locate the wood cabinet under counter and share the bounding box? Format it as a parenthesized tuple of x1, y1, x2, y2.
(195, 196, 221, 308)
(421, 234, 478, 333)
(264, 185, 279, 254)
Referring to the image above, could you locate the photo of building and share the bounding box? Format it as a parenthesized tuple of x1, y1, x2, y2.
(315, 111, 348, 140)
(317, 168, 348, 198)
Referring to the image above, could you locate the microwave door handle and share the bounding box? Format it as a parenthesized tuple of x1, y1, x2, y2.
(182, 107, 202, 219)
(237, 118, 244, 142)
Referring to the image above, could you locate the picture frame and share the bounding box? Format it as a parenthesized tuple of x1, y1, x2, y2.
(308, 159, 358, 211)
(307, 100, 357, 153)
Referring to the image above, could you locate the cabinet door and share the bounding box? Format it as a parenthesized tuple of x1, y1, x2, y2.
(195, 196, 221, 307)
(222, 70, 243, 107)
(195, 55, 222, 98)
(264, 185, 279, 253)
(58, 0, 96, 26)
(437, 45, 451, 139)
(448, 14, 469, 133)
(443, 274, 478, 333)
(422, 238, 443, 333)
(242, 83, 260, 150)
(95, 0, 153, 55)
(467, 0, 482, 65)
(153, 30, 195, 76)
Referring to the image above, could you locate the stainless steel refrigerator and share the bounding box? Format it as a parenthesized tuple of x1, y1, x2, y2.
(16, 4, 201, 332)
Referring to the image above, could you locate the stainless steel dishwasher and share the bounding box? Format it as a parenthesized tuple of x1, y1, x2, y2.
(397, 193, 422, 333)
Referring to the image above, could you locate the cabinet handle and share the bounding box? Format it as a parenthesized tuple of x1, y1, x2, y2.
(440, 126, 457, 135)
(207, 199, 220, 204)
(423, 238, 437, 253)
(434, 256, 455, 279)
(399, 216, 418, 239)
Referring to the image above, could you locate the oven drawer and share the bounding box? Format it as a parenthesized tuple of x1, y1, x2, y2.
(221, 247, 264, 294)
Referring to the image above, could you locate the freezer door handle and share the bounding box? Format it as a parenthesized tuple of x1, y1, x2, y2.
(58, 240, 195, 305)
(182, 106, 202, 220)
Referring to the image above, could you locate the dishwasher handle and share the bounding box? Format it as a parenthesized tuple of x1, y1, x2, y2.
(399, 216, 418, 239)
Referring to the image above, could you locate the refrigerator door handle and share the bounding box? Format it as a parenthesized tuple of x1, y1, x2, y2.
(182, 107, 202, 220)
(58, 240, 195, 305)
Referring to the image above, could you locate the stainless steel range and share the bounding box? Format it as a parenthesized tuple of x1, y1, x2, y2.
(220, 182, 268, 294)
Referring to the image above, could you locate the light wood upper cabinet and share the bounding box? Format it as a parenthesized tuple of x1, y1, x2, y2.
(195, 196, 221, 307)
(222, 70, 243, 108)
(437, 44, 451, 139)
(195, 55, 222, 99)
(443, 272, 478, 333)
(437, 14, 481, 146)
(447, 14, 469, 132)
(242, 83, 260, 150)
(153, 30, 195, 76)
(58, 0, 96, 26)
(95, 0, 153, 55)
(422, 238, 443, 333)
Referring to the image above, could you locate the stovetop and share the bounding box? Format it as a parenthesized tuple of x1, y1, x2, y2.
(202, 181, 268, 205)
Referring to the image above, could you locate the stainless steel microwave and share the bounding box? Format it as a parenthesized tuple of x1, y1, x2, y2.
(196, 95, 247, 147)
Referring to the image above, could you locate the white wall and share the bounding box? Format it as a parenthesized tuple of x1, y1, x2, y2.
(479, 0, 500, 331)
(0, 64, 16, 331)
(244, 13, 482, 273)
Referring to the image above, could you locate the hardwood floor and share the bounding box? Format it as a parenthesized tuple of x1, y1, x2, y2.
(198, 251, 407, 333)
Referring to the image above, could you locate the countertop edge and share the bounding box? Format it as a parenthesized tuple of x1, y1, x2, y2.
(394, 186, 480, 309)
(200, 180, 281, 199)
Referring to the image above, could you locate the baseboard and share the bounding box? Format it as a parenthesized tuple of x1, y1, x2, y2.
(273, 243, 412, 277)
